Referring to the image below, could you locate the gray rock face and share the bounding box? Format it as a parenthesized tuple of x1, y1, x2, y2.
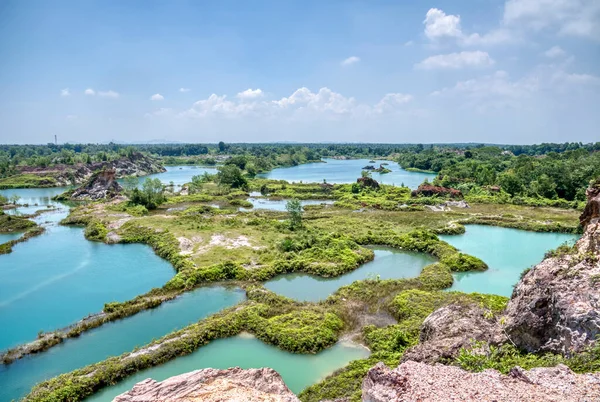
(503, 183, 600, 354)
(114, 367, 300, 402)
(18, 152, 165, 187)
(362, 361, 600, 402)
(70, 169, 123, 200)
(401, 304, 503, 363)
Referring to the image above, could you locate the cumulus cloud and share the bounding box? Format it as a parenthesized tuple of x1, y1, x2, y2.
(544, 45, 566, 58)
(236, 88, 264, 100)
(432, 62, 599, 112)
(424, 8, 462, 40)
(341, 56, 360, 66)
(179, 88, 191, 92)
(150, 93, 164, 101)
(503, 0, 600, 39)
(171, 87, 413, 120)
(60, 88, 70, 97)
(84, 88, 96, 95)
(98, 90, 119, 98)
(423, 8, 514, 46)
(416, 51, 495, 69)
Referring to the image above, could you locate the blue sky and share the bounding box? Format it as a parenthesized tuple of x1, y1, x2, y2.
(0, 0, 599, 144)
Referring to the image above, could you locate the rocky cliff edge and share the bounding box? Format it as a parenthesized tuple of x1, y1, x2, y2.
(114, 367, 300, 402)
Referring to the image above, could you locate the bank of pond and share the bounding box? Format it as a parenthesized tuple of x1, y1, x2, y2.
(440, 225, 579, 297)
(0, 166, 582, 401)
(0, 287, 245, 401)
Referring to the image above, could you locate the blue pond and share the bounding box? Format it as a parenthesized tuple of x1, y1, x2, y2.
(257, 158, 435, 188)
(440, 225, 579, 297)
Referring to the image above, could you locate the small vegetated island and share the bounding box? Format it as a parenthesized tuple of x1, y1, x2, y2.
(0, 142, 599, 402)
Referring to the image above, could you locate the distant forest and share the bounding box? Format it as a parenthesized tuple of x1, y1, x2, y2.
(1, 141, 599, 204)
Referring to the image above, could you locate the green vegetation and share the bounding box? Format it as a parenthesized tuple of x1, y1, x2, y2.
(128, 178, 167, 210)
(0, 212, 45, 254)
(397, 145, 600, 207)
(6, 141, 598, 401)
(455, 340, 600, 375)
(286, 198, 303, 230)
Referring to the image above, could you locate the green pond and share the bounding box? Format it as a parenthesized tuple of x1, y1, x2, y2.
(0, 287, 245, 402)
(265, 246, 435, 301)
(440, 225, 579, 297)
(257, 158, 435, 188)
(85, 334, 370, 401)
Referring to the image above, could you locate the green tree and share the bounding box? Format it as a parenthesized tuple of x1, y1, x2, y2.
(218, 141, 226, 152)
(122, 176, 139, 195)
(286, 199, 303, 230)
(216, 165, 248, 189)
(129, 178, 165, 209)
(361, 170, 372, 178)
(498, 172, 524, 196)
(530, 174, 557, 199)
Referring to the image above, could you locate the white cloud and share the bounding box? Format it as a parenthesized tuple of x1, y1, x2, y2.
(424, 8, 462, 40)
(373, 93, 414, 114)
(341, 56, 361, 66)
(504, 0, 600, 39)
(544, 45, 566, 58)
(66, 114, 77, 120)
(432, 62, 600, 112)
(179, 88, 191, 93)
(404, 40, 414, 46)
(416, 51, 495, 70)
(175, 87, 413, 120)
(150, 93, 164, 101)
(98, 90, 119, 98)
(84, 88, 96, 96)
(423, 8, 514, 46)
(236, 88, 264, 100)
(60, 88, 70, 97)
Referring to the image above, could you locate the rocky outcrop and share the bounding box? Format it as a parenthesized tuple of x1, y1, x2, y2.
(69, 169, 123, 200)
(17, 152, 165, 187)
(411, 184, 462, 198)
(357, 177, 380, 190)
(114, 367, 300, 402)
(503, 180, 600, 354)
(362, 361, 600, 402)
(401, 304, 503, 363)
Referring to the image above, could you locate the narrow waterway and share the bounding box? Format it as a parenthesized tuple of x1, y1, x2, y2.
(0, 287, 245, 402)
(265, 246, 435, 301)
(257, 158, 436, 188)
(440, 225, 579, 297)
(85, 334, 370, 401)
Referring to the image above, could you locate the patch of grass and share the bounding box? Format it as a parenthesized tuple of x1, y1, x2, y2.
(0, 174, 58, 189)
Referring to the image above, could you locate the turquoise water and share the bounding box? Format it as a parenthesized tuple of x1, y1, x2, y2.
(440, 225, 579, 297)
(0, 187, 68, 216)
(86, 334, 370, 401)
(0, 232, 22, 243)
(244, 198, 334, 211)
(120, 165, 217, 187)
(0, 287, 245, 402)
(257, 159, 435, 188)
(0, 222, 175, 350)
(265, 247, 435, 301)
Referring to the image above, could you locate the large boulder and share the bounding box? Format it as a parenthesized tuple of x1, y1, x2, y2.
(503, 181, 600, 354)
(114, 367, 299, 402)
(411, 184, 462, 198)
(69, 169, 123, 201)
(357, 177, 380, 190)
(362, 361, 600, 402)
(401, 304, 503, 363)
